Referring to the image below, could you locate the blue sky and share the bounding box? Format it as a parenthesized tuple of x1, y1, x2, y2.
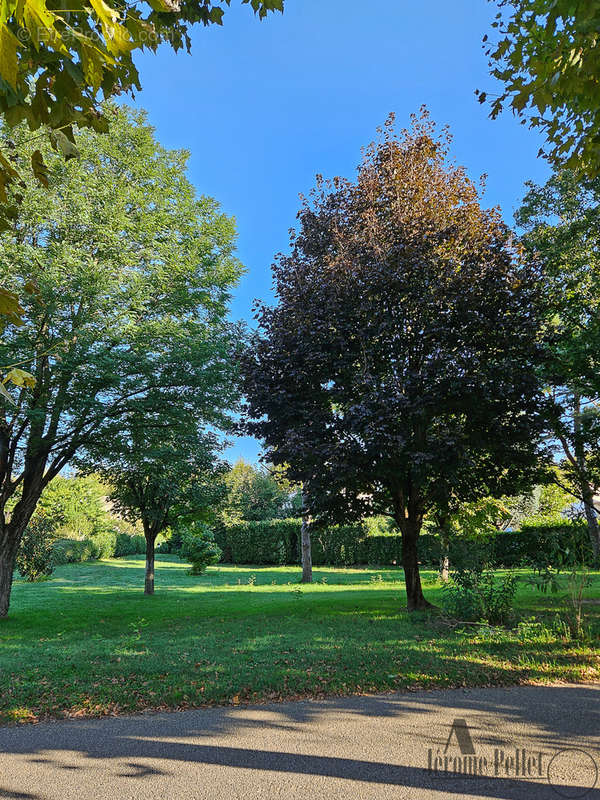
(131, 0, 550, 465)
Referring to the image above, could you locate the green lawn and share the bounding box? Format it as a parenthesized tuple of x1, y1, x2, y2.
(1, 557, 599, 724)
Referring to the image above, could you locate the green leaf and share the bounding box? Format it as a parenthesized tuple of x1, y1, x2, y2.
(89, 0, 132, 55)
(4, 367, 36, 388)
(0, 286, 25, 324)
(0, 23, 18, 88)
(79, 39, 107, 91)
(0, 382, 15, 405)
(51, 130, 79, 160)
(31, 149, 49, 187)
(147, 0, 180, 11)
(22, 0, 60, 51)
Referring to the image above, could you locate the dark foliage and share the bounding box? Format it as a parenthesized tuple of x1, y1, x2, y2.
(243, 111, 551, 609)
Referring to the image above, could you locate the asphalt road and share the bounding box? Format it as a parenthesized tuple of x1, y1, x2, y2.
(0, 684, 599, 800)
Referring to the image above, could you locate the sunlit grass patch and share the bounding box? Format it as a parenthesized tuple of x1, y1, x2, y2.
(1, 558, 599, 723)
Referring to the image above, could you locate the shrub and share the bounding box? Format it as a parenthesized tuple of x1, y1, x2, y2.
(219, 518, 426, 567)
(51, 537, 95, 564)
(156, 528, 185, 556)
(442, 567, 518, 625)
(179, 524, 222, 575)
(211, 522, 231, 561)
(449, 535, 495, 572)
(223, 519, 299, 565)
(88, 524, 117, 559)
(516, 517, 592, 569)
(201, 515, 594, 570)
(115, 532, 147, 557)
(16, 516, 55, 581)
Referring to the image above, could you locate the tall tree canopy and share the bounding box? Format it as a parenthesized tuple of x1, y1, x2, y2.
(481, 0, 600, 175)
(243, 111, 551, 610)
(0, 105, 242, 616)
(516, 169, 600, 562)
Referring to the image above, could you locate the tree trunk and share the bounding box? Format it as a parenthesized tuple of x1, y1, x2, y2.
(0, 517, 33, 618)
(300, 493, 312, 583)
(572, 393, 600, 566)
(581, 483, 600, 566)
(144, 534, 156, 595)
(438, 515, 450, 582)
(399, 518, 432, 611)
(440, 549, 450, 583)
(0, 541, 18, 619)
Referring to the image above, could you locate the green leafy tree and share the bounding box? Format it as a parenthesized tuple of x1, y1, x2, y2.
(538, 480, 574, 518)
(516, 169, 600, 563)
(434, 496, 511, 581)
(0, 0, 281, 386)
(243, 111, 551, 610)
(481, 1, 600, 175)
(82, 427, 228, 593)
(220, 459, 289, 523)
(0, 105, 242, 616)
(36, 473, 110, 539)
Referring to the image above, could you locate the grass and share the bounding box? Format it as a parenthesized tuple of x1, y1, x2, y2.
(1, 557, 599, 724)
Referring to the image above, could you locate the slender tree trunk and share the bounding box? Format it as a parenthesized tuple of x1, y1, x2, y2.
(144, 532, 157, 595)
(581, 483, 600, 566)
(0, 510, 39, 618)
(0, 534, 19, 619)
(398, 517, 432, 611)
(300, 492, 312, 583)
(573, 393, 600, 566)
(435, 512, 451, 582)
(439, 526, 450, 583)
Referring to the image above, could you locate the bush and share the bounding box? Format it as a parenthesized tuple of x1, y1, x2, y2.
(115, 532, 147, 557)
(219, 518, 433, 567)
(223, 519, 299, 565)
(509, 517, 592, 569)
(16, 516, 55, 581)
(179, 524, 222, 575)
(156, 528, 185, 555)
(201, 515, 594, 570)
(211, 522, 231, 561)
(88, 524, 117, 559)
(52, 538, 97, 565)
(442, 567, 518, 625)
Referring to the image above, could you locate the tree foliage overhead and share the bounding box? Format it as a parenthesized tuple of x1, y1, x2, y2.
(0, 0, 283, 210)
(0, 104, 242, 615)
(481, 1, 600, 175)
(243, 110, 551, 609)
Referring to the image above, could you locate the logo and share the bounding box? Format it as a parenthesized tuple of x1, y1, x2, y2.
(426, 718, 598, 797)
(547, 749, 598, 798)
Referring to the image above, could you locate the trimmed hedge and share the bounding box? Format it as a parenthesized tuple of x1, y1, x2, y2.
(114, 533, 147, 557)
(51, 527, 118, 564)
(494, 519, 593, 568)
(218, 520, 299, 565)
(311, 525, 401, 566)
(214, 517, 595, 569)
(52, 538, 99, 565)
